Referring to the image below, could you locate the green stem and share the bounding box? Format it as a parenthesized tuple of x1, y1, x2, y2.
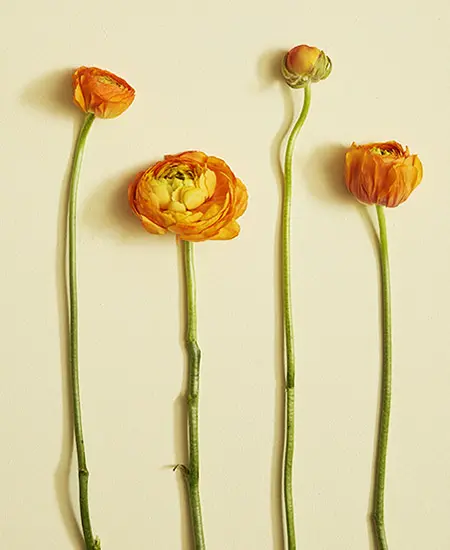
(371, 205, 392, 550)
(67, 112, 100, 550)
(182, 240, 206, 550)
(282, 82, 312, 550)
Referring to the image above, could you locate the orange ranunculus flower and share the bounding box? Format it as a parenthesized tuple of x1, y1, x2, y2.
(128, 151, 248, 242)
(345, 141, 423, 208)
(72, 67, 135, 119)
(282, 44, 332, 89)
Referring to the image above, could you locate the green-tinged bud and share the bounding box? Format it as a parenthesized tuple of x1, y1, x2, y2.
(281, 45, 332, 89)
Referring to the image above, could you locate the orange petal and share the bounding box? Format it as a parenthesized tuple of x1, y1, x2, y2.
(176, 151, 208, 164)
(139, 214, 167, 235)
(233, 178, 248, 219)
(413, 155, 423, 187)
(210, 220, 241, 240)
(72, 66, 135, 118)
(207, 156, 235, 182)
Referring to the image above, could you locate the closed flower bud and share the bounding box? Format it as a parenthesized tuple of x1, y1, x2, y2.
(345, 141, 423, 207)
(282, 45, 332, 89)
(72, 67, 135, 119)
(129, 151, 248, 242)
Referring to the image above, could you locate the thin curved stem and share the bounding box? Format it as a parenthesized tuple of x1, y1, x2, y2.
(182, 240, 206, 550)
(67, 112, 100, 550)
(281, 83, 312, 550)
(371, 205, 392, 550)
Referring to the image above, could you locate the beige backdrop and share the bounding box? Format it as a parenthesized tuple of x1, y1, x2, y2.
(1, 1, 449, 548)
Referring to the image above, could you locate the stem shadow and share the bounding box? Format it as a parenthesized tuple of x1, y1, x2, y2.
(54, 117, 86, 550)
(22, 67, 95, 549)
(361, 205, 381, 550)
(174, 239, 194, 550)
(304, 141, 380, 549)
(359, 205, 379, 252)
(173, 395, 192, 550)
(257, 48, 296, 550)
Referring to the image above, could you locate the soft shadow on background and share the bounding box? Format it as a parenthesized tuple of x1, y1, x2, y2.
(82, 167, 156, 241)
(364, 207, 379, 550)
(360, 204, 379, 254)
(305, 143, 379, 549)
(85, 165, 190, 545)
(257, 48, 294, 190)
(20, 67, 379, 550)
(21, 69, 84, 548)
(304, 143, 351, 205)
(54, 148, 85, 550)
(158, 242, 194, 550)
(366, 206, 381, 550)
(20, 68, 76, 118)
(83, 164, 176, 252)
(257, 48, 295, 550)
(172, 242, 194, 550)
(305, 143, 379, 251)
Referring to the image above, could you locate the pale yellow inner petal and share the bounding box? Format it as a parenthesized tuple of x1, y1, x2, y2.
(148, 166, 214, 214)
(168, 201, 187, 213)
(183, 188, 208, 210)
(152, 185, 171, 208)
(204, 169, 217, 197)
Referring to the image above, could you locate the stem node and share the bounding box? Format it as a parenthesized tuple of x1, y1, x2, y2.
(174, 464, 190, 477)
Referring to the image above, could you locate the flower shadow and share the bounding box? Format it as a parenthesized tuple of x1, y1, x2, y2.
(304, 142, 379, 259)
(20, 68, 77, 118)
(304, 143, 353, 206)
(256, 48, 286, 91)
(257, 49, 294, 191)
(305, 142, 380, 248)
(82, 166, 168, 246)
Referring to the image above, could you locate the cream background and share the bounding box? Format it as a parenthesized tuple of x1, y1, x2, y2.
(1, 1, 449, 548)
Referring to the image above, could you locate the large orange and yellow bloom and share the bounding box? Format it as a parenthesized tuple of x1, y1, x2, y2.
(72, 66, 135, 119)
(345, 141, 423, 207)
(128, 151, 248, 242)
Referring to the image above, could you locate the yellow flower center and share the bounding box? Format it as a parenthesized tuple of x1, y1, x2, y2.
(97, 75, 123, 88)
(370, 147, 392, 156)
(150, 166, 216, 213)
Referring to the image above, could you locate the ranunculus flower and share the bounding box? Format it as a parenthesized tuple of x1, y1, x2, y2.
(129, 151, 248, 242)
(282, 44, 332, 89)
(345, 141, 423, 207)
(72, 66, 135, 119)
